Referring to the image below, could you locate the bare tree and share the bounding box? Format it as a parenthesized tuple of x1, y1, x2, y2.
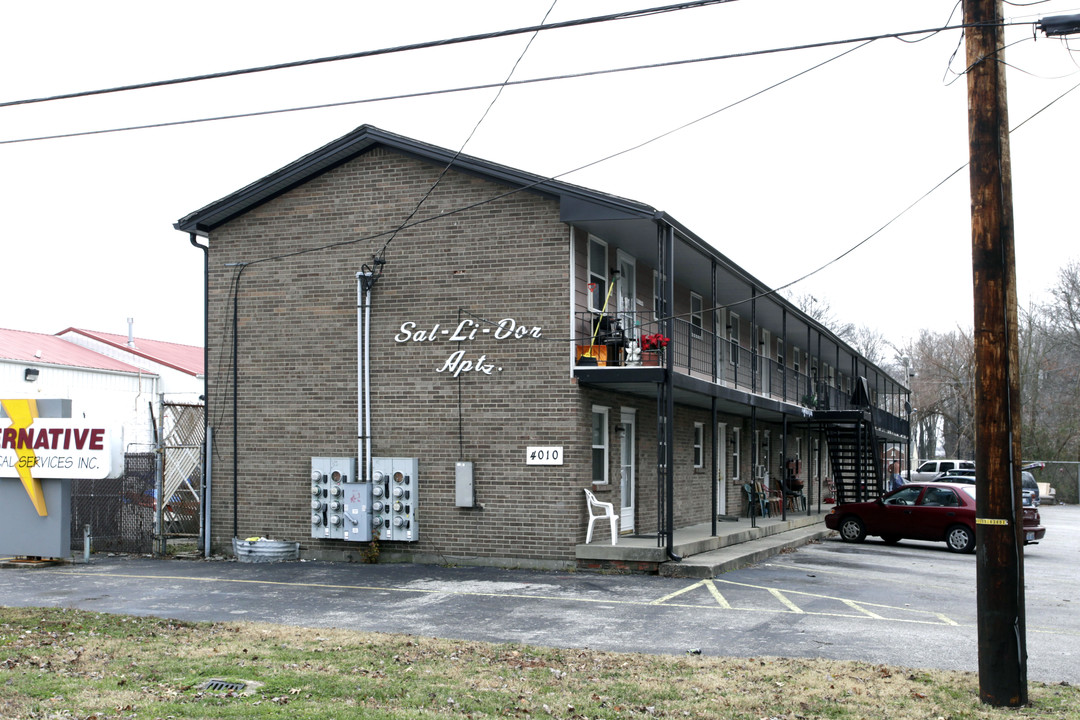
(792, 293, 855, 341)
(909, 328, 976, 462)
(1025, 262, 1080, 460)
(848, 325, 888, 365)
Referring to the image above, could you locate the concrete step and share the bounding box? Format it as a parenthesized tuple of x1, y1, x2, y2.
(658, 525, 835, 578)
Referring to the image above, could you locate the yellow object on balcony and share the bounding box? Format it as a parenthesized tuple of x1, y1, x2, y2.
(576, 345, 607, 366)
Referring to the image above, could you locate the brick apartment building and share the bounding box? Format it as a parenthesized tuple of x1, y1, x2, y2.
(176, 125, 910, 569)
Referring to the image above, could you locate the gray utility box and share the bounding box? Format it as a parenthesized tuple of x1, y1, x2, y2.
(310, 457, 356, 541)
(371, 457, 418, 542)
(341, 482, 372, 542)
(455, 461, 475, 507)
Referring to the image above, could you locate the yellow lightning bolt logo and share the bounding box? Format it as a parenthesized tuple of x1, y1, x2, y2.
(1, 399, 48, 516)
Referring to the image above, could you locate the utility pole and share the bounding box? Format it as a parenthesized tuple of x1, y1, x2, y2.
(964, 0, 1026, 707)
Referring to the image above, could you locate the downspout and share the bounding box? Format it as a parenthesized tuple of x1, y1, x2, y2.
(781, 416, 788, 520)
(357, 260, 382, 483)
(781, 309, 788, 402)
(224, 262, 248, 542)
(357, 271, 374, 482)
(661, 221, 678, 562)
(710, 397, 717, 536)
(750, 288, 757, 394)
(189, 232, 211, 558)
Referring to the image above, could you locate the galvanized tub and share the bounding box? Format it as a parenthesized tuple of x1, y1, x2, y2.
(232, 537, 300, 563)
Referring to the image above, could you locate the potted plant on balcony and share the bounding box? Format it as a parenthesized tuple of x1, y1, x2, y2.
(641, 332, 669, 366)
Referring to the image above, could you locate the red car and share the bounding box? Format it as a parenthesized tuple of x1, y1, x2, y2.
(825, 482, 1045, 553)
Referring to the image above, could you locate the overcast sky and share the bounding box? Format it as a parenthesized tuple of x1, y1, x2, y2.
(2, 0, 1077, 350)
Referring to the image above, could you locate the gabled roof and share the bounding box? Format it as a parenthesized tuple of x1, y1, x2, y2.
(0, 327, 145, 374)
(56, 328, 204, 377)
(174, 124, 661, 236)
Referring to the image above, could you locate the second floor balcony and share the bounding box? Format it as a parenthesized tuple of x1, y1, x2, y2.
(574, 310, 909, 436)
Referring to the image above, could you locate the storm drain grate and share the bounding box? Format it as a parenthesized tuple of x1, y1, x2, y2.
(202, 679, 247, 692)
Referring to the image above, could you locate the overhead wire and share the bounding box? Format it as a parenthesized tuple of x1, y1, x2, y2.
(375, 0, 559, 262)
(0, 22, 1023, 147)
(424, 72, 1080, 342)
(8, 10, 1069, 344)
(0, 0, 737, 109)
(241, 37, 874, 272)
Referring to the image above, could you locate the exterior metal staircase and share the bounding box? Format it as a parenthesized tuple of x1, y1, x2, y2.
(822, 411, 885, 504)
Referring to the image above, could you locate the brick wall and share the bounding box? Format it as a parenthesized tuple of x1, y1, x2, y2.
(203, 143, 811, 568)
(207, 147, 594, 565)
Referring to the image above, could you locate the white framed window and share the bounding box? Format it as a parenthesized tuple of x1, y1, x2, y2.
(591, 405, 610, 484)
(777, 339, 785, 368)
(728, 312, 740, 366)
(731, 427, 741, 481)
(690, 292, 703, 338)
(793, 346, 801, 374)
(588, 235, 608, 313)
(693, 422, 704, 468)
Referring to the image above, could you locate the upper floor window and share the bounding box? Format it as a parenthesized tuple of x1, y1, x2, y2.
(690, 293, 703, 338)
(588, 236, 608, 313)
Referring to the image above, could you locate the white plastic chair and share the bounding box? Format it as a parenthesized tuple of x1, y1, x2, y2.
(583, 488, 619, 545)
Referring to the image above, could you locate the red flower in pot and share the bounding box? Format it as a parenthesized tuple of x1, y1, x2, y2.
(642, 333, 670, 351)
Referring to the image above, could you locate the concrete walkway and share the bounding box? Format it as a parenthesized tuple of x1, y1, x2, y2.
(575, 509, 835, 577)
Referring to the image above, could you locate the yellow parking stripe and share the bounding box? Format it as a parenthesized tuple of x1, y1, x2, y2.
(650, 579, 707, 605)
(703, 579, 731, 609)
(769, 588, 804, 613)
(842, 599, 884, 619)
(52, 570, 965, 626)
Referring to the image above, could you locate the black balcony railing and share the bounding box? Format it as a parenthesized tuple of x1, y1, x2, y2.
(574, 310, 909, 433)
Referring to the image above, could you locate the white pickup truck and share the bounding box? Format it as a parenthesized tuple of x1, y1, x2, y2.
(905, 459, 975, 482)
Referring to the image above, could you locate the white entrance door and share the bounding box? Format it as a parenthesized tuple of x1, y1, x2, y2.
(619, 410, 635, 533)
(717, 423, 727, 515)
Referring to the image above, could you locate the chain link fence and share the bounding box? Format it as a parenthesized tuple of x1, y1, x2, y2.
(1034, 461, 1079, 505)
(70, 452, 156, 554)
(68, 403, 205, 556)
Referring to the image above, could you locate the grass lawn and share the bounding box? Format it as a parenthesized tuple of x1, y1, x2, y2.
(2, 606, 1076, 719)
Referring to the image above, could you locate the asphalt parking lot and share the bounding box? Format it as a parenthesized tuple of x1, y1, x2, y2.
(2, 504, 1076, 684)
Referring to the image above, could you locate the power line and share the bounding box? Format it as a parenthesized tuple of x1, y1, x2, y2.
(225, 69, 1077, 359)
(0, 0, 737, 110)
(0, 22, 994, 147)
(375, 0, 560, 262)
(243, 39, 872, 271)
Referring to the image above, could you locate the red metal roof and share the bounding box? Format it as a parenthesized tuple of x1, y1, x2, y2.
(56, 328, 204, 377)
(0, 327, 145, 373)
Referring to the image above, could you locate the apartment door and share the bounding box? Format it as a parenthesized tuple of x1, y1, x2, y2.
(619, 409, 635, 533)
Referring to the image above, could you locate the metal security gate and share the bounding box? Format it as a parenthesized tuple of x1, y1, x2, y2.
(158, 402, 205, 549)
(70, 453, 156, 554)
